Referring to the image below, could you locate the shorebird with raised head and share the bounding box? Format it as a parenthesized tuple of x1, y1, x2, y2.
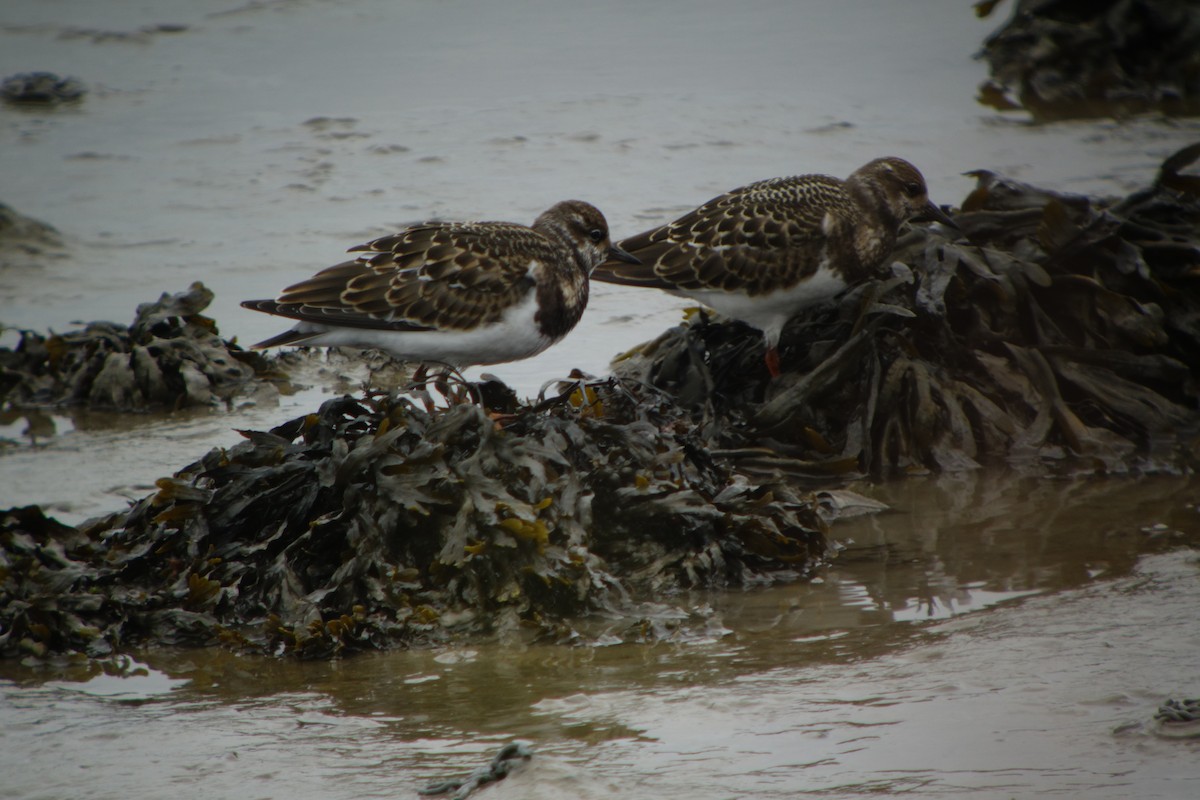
(591, 157, 956, 377)
(242, 200, 638, 370)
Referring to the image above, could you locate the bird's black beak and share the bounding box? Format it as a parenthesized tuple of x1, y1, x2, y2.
(921, 200, 959, 230)
(608, 244, 641, 264)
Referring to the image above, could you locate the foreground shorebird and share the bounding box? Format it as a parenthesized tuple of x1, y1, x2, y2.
(242, 200, 637, 369)
(591, 157, 956, 377)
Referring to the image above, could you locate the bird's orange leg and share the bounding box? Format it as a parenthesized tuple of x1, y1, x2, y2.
(765, 346, 782, 378)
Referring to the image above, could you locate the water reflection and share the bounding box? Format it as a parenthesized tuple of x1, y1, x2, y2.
(0, 406, 73, 446)
(830, 472, 1197, 621)
(42, 656, 188, 701)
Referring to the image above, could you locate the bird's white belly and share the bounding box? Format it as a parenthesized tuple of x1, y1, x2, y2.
(298, 293, 553, 367)
(677, 264, 847, 345)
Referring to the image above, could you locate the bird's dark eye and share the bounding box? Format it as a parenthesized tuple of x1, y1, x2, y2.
(588, 228, 605, 243)
(903, 181, 923, 198)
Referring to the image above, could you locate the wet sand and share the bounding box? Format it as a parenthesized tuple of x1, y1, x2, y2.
(2, 1, 1200, 797)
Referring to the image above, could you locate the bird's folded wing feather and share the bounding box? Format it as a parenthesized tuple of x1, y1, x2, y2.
(266, 222, 545, 331)
(596, 176, 850, 296)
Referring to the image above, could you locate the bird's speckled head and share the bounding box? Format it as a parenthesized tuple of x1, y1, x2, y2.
(532, 200, 638, 275)
(527, 200, 638, 340)
(848, 157, 955, 229)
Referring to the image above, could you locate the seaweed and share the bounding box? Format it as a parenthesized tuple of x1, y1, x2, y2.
(976, 0, 1200, 120)
(0, 282, 275, 412)
(0, 379, 827, 660)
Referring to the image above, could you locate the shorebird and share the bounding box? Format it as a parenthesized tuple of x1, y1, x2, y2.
(591, 157, 956, 377)
(242, 200, 638, 369)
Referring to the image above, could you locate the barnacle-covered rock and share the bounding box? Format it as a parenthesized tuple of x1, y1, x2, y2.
(0, 282, 274, 411)
(1153, 698, 1200, 739)
(0, 380, 828, 660)
(614, 143, 1200, 477)
(0, 72, 86, 105)
(975, 0, 1200, 120)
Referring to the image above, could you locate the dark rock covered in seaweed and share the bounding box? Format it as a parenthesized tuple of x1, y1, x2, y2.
(0, 381, 827, 660)
(0, 282, 273, 411)
(975, 0, 1200, 120)
(613, 143, 1200, 477)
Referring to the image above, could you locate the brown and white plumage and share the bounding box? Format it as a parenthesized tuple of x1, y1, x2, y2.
(592, 157, 955, 376)
(242, 200, 637, 368)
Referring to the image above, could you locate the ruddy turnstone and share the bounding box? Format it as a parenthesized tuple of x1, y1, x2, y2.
(241, 200, 638, 368)
(591, 157, 956, 377)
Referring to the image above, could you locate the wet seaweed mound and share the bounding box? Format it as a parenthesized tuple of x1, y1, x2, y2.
(1, 382, 825, 660)
(976, 0, 1200, 120)
(614, 144, 1200, 477)
(1, 282, 271, 411)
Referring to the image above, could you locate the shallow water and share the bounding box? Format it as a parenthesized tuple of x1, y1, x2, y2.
(3, 1, 1200, 798)
(2, 473, 1198, 799)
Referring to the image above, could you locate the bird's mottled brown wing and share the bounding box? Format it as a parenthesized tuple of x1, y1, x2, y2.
(596, 175, 856, 296)
(265, 221, 552, 331)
